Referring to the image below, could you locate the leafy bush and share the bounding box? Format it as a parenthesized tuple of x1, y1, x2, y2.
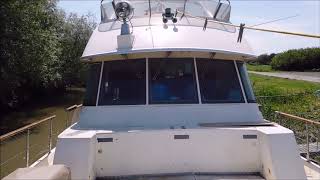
(0, 0, 96, 110)
(271, 48, 320, 71)
(246, 64, 273, 72)
(249, 53, 276, 65)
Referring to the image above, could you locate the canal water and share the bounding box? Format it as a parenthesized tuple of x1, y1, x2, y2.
(0, 90, 84, 178)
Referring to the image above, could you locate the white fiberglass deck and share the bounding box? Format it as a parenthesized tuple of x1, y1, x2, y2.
(33, 148, 320, 180)
(97, 174, 265, 180)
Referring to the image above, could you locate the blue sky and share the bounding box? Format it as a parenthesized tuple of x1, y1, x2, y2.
(58, 0, 320, 55)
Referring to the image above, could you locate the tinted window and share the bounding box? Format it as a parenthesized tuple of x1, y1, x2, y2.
(149, 59, 198, 104)
(83, 63, 101, 106)
(197, 59, 244, 103)
(98, 59, 146, 105)
(237, 62, 256, 103)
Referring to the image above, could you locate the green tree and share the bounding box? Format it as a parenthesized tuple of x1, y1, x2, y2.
(255, 53, 276, 65)
(0, 0, 62, 109)
(58, 13, 96, 87)
(271, 48, 320, 71)
(0, 0, 96, 110)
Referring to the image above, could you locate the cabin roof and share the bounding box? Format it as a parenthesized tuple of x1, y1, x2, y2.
(81, 18, 256, 62)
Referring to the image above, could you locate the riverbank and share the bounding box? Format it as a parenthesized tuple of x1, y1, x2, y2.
(0, 88, 84, 136)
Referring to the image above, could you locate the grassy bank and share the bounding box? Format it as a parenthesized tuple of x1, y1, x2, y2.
(250, 73, 320, 120)
(246, 64, 274, 72)
(250, 74, 320, 162)
(250, 73, 320, 95)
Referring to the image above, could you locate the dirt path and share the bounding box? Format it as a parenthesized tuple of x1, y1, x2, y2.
(249, 71, 320, 83)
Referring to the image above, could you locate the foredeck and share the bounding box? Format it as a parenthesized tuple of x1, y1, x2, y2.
(97, 174, 265, 180)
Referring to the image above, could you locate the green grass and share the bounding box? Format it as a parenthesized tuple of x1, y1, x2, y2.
(250, 74, 320, 164)
(249, 74, 320, 119)
(246, 64, 274, 72)
(250, 74, 320, 96)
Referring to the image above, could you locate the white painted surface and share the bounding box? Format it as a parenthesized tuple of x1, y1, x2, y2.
(257, 125, 307, 180)
(53, 128, 97, 180)
(95, 128, 260, 177)
(303, 157, 320, 180)
(117, 34, 135, 49)
(53, 124, 308, 179)
(77, 104, 264, 131)
(82, 20, 255, 61)
(3, 165, 71, 180)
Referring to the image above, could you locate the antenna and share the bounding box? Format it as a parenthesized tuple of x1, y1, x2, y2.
(249, 14, 300, 28)
(176, 10, 320, 39)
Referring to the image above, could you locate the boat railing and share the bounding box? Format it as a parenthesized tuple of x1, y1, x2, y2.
(66, 104, 83, 127)
(275, 111, 320, 164)
(0, 104, 82, 178)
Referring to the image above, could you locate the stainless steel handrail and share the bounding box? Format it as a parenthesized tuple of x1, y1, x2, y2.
(275, 111, 320, 164)
(65, 104, 82, 127)
(0, 104, 82, 178)
(0, 115, 56, 142)
(0, 115, 56, 167)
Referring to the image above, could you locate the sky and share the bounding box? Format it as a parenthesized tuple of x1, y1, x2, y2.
(58, 0, 320, 55)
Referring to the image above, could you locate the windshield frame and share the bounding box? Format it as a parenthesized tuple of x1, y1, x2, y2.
(100, 0, 231, 23)
(83, 58, 256, 106)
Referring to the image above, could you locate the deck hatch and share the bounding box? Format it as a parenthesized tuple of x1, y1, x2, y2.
(97, 138, 113, 142)
(174, 135, 189, 139)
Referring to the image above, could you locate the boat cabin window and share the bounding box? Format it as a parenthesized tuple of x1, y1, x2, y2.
(197, 59, 244, 103)
(98, 59, 146, 105)
(83, 63, 102, 106)
(149, 59, 199, 104)
(237, 62, 256, 103)
(84, 59, 256, 106)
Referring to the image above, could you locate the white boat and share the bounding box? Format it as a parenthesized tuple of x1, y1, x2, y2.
(3, 0, 320, 179)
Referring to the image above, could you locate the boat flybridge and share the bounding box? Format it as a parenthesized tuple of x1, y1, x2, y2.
(4, 0, 315, 179)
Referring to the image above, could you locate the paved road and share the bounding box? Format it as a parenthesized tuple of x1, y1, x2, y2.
(249, 71, 320, 83)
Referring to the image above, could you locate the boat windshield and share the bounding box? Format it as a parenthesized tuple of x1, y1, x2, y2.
(100, 0, 231, 23)
(99, 0, 234, 32)
(84, 58, 255, 106)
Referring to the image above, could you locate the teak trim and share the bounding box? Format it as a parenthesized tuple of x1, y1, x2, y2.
(275, 111, 320, 126)
(0, 115, 56, 141)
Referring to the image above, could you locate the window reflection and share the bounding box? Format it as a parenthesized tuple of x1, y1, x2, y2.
(197, 59, 244, 103)
(149, 59, 198, 104)
(87, 58, 250, 106)
(98, 59, 146, 105)
(237, 62, 256, 103)
(83, 63, 101, 106)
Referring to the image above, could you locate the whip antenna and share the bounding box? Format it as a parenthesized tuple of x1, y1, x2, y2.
(249, 14, 300, 28)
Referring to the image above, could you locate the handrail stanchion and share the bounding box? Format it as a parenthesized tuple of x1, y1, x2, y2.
(317, 128, 319, 151)
(0, 115, 57, 177)
(306, 123, 310, 161)
(274, 111, 280, 125)
(66, 111, 70, 128)
(48, 117, 53, 153)
(26, 128, 30, 167)
(65, 105, 80, 128)
(275, 111, 320, 164)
